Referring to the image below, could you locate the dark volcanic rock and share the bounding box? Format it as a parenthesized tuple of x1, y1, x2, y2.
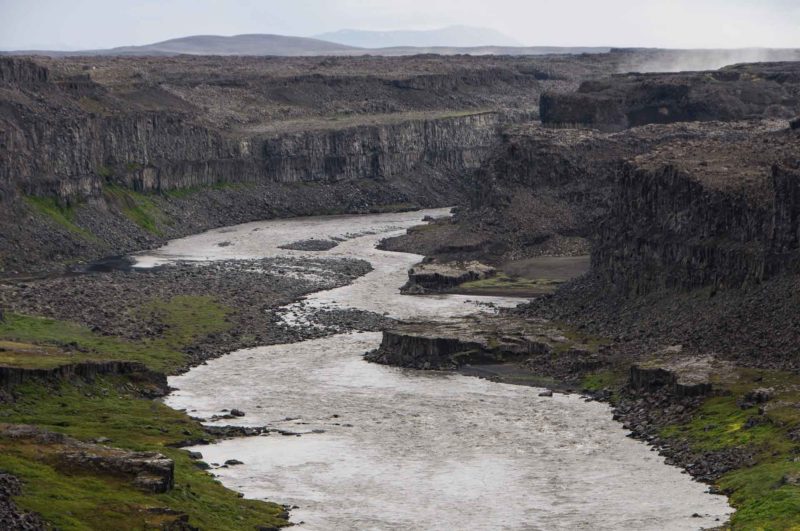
(541, 62, 800, 130)
(0, 472, 47, 531)
(400, 261, 496, 294)
(278, 239, 339, 251)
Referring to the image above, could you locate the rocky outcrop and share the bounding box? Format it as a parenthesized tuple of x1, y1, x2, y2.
(0, 53, 574, 272)
(541, 62, 800, 131)
(366, 315, 599, 371)
(0, 361, 168, 395)
(0, 424, 174, 493)
(0, 473, 46, 531)
(628, 365, 712, 398)
(401, 260, 496, 294)
(593, 127, 800, 293)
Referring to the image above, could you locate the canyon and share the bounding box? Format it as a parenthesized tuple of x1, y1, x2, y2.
(0, 48, 799, 530)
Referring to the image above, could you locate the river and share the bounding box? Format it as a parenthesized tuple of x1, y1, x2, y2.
(136, 208, 732, 530)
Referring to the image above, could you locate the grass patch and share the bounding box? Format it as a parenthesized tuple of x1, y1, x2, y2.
(658, 368, 800, 529)
(0, 297, 281, 529)
(102, 184, 166, 235)
(23, 196, 94, 240)
(137, 295, 231, 352)
(0, 296, 230, 374)
(460, 273, 561, 293)
(581, 370, 621, 392)
(0, 313, 183, 373)
(163, 181, 250, 199)
(0, 377, 286, 530)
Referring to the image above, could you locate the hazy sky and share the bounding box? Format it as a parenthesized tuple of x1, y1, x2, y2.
(1, 0, 798, 50)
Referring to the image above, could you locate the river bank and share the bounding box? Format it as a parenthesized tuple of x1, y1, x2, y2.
(0, 208, 741, 530)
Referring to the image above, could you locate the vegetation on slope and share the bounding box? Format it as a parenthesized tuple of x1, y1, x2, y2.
(0, 295, 287, 530)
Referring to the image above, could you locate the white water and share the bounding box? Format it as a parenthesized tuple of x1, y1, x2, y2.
(148, 209, 731, 530)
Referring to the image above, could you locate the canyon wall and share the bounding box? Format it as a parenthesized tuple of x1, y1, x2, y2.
(540, 62, 800, 131)
(1, 55, 562, 272)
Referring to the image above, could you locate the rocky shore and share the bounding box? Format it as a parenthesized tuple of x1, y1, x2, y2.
(1, 257, 375, 370)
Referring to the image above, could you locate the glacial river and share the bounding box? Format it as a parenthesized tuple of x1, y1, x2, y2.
(138, 208, 732, 530)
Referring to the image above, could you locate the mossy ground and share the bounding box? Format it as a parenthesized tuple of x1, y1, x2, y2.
(0, 296, 287, 529)
(23, 196, 95, 240)
(0, 377, 286, 530)
(577, 363, 800, 530)
(660, 369, 800, 530)
(0, 294, 229, 373)
(458, 273, 561, 295)
(103, 184, 168, 235)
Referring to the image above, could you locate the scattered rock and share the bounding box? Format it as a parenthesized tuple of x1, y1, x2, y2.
(0, 424, 174, 493)
(278, 239, 339, 251)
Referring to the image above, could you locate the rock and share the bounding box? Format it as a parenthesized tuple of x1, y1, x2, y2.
(187, 451, 203, 460)
(278, 239, 339, 251)
(0, 472, 48, 530)
(791, 117, 800, 130)
(230, 409, 246, 417)
(400, 261, 496, 294)
(224, 459, 244, 466)
(783, 471, 800, 486)
(744, 388, 773, 404)
(538, 390, 554, 397)
(0, 424, 174, 493)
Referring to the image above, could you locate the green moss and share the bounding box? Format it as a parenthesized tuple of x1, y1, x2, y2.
(97, 166, 113, 179)
(137, 295, 231, 351)
(0, 296, 282, 529)
(460, 273, 561, 293)
(0, 377, 287, 530)
(581, 370, 621, 392)
(0, 296, 230, 374)
(102, 184, 166, 235)
(658, 369, 800, 529)
(23, 196, 94, 240)
(163, 181, 250, 199)
(719, 460, 800, 531)
(661, 396, 790, 452)
(0, 313, 183, 373)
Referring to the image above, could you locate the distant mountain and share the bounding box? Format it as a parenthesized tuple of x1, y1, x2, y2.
(315, 26, 522, 48)
(4, 34, 360, 57)
(1, 32, 608, 58)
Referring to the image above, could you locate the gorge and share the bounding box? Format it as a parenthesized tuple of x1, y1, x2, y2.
(0, 48, 799, 530)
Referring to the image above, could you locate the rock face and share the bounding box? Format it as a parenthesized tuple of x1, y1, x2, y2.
(366, 315, 599, 371)
(401, 261, 496, 294)
(453, 110, 800, 295)
(0, 361, 168, 396)
(628, 365, 712, 398)
(540, 62, 800, 131)
(1, 54, 587, 272)
(593, 126, 800, 293)
(0, 424, 174, 493)
(0, 472, 46, 531)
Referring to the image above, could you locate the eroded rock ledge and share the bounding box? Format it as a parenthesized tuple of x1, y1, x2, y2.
(400, 261, 496, 294)
(365, 314, 602, 374)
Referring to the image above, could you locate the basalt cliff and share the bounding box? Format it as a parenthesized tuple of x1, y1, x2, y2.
(0, 53, 626, 274)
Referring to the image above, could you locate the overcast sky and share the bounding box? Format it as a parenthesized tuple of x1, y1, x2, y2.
(1, 0, 798, 50)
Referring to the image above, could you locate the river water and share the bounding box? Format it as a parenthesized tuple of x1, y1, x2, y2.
(141, 209, 732, 530)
